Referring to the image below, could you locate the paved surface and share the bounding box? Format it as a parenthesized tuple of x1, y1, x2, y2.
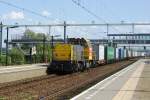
(0, 64, 48, 83)
(71, 59, 150, 100)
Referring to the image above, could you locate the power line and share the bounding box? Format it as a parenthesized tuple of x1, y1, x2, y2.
(0, 0, 52, 20)
(72, 0, 107, 23)
(71, 0, 122, 33)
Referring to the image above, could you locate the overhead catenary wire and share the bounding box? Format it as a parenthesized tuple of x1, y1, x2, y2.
(71, 0, 122, 33)
(0, 0, 132, 34)
(0, 0, 53, 20)
(72, 0, 107, 23)
(0, 0, 124, 33)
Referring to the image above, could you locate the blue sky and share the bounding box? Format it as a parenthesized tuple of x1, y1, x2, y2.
(1, 0, 150, 24)
(1, 0, 150, 42)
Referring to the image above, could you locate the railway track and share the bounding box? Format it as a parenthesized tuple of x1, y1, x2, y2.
(0, 59, 137, 100)
(48, 60, 136, 100)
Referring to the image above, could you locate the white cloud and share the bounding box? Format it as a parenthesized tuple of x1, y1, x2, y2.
(42, 10, 51, 17)
(2, 11, 25, 20)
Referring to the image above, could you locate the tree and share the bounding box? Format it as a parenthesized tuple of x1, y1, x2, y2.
(21, 29, 52, 63)
(23, 29, 36, 39)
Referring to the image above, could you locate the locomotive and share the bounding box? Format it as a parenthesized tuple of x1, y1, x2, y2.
(49, 38, 95, 72)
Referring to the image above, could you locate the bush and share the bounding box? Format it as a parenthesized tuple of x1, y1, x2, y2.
(24, 54, 44, 64)
(10, 48, 25, 65)
(0, 55, 11, 66)
(35, 54, 44, 63)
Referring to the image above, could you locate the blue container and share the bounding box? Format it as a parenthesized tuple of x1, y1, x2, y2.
(118, 48, 124, 60)
(118, 48, 122, 60)
(121, 48, 124, 59)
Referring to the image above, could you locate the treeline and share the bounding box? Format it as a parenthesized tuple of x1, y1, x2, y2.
(0, 29, 52, 66)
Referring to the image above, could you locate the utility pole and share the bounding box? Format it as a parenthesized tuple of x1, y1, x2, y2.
(64, 21, 66, 43)
(0, 22, 2, 59)
(48, 26, 51, 37)
(51, 35, 54, 62)
(5, 26, 19, 66)
(29, 47, 32, 64)
(43, 34, 46, 63)
(106, 24, 109, 36)
(6, 27, 9, 66)
(106, 24, 110, 44)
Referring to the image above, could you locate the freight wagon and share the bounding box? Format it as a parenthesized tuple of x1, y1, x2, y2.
(92, 45, 105, 65)
(116, 48, 119, 61)
(127, 50, 133, 59)
(92, 44, 116, 65)
(119, 48, 124, 60)
(105, 46, 115, 63)
(116, 47, 128, 60)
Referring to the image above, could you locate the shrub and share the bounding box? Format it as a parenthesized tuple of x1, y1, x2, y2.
(0, 55, 11, 66)
(10, 48, 25, 65)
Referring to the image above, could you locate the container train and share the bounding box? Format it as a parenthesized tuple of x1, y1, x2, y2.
(49, 38, 145, 73)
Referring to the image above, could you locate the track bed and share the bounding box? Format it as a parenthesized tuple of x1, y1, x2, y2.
(0, 59, 137, 100)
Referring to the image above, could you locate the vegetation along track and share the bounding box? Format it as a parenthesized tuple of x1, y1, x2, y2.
(0, 59, 137, 100)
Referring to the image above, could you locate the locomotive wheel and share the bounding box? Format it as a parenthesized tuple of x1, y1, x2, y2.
(77, 63, 81, 71)
(74, 63, 79, 72)
(79, 63, 84, 71)
(72, 64, 76, 72)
